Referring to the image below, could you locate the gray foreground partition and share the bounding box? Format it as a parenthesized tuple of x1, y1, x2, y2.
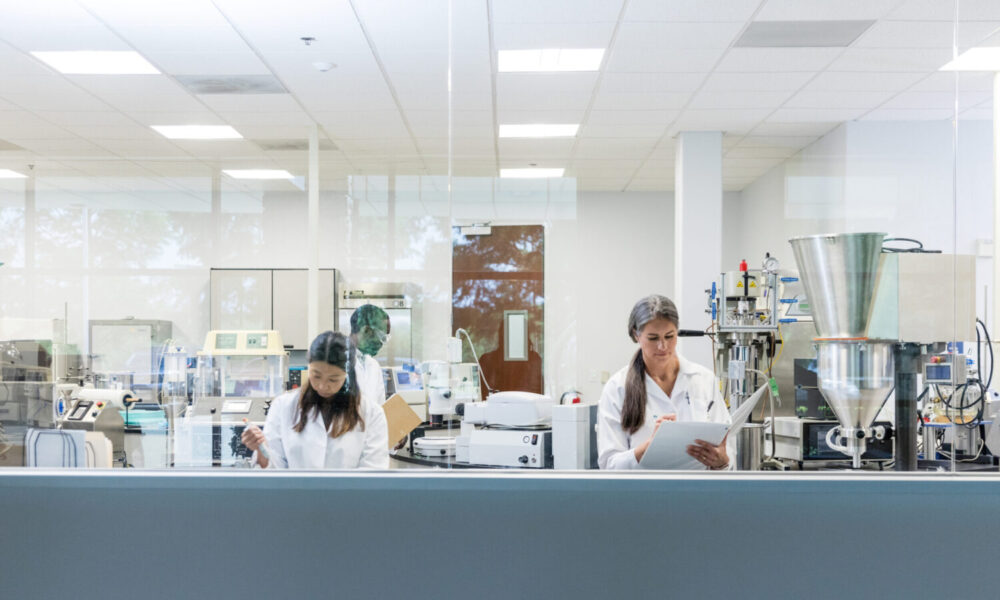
(0, 470, 997, 599)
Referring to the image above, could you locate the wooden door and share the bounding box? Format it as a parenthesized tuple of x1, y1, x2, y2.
(452, 225, 544, 396)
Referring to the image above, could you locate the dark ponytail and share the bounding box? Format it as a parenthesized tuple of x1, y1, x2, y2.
(621, 295, 679, 435)
(293, 331, 365, 438)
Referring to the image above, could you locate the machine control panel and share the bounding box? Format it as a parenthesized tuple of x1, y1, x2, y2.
(924, 354, 968, 386)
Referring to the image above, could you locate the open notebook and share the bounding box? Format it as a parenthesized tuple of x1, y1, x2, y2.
(638, 383, 768, 469)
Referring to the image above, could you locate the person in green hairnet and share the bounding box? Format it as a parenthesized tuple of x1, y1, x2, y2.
(350, 304, 391, 407)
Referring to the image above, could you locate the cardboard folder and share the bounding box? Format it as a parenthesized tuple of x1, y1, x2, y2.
(381, 394, 423, 449)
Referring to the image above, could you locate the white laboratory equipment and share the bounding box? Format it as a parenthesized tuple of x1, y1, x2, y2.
(552, 403, 598, 470)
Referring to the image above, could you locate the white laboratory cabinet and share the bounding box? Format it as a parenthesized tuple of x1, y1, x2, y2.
(210, 268, 340, 350)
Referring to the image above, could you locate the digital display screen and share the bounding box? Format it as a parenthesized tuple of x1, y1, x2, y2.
(396, 371, 410, 385)
(215, 333, 238, 350)
(222, 399, 252, 414)
(926, 364, 951, 381)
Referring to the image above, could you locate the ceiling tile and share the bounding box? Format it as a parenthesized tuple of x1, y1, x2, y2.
(825, 47, 953, 72)
(492, 22, 616, 49)
(716, 48, 843, 72)
(888, 0, 1000, 20)
(606, 48, 726, 73)
(601, 72, 706, 93)
(752, 121, 841, 136)
(574, 138, 656, 159)
(854, 20, 1000, 49)
(625, 0, 760, 22)
(860, 108, 954, 120)
(580, 123, 665, 138)
(767, 107, 866, 122)
(803, 71, 927, 92)
(614, 22, 746, 49)
(492, 0, 622, 24)
(688, 90, 794, 109)
(700, 72, 815, 92)
(592, 91, 691, 111)
(756, 0, 901, 21)
(587, 110, 677, 126)
(783, 90, 897, 109)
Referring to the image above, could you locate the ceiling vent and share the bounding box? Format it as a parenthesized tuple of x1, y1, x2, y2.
(255, 139, 338, 151)
(175, 74, 287, 94)
(735, 20, 875, 48)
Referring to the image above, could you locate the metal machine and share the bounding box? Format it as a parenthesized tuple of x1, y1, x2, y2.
(552, 403, 598, 469)
(706, 255, 785, 470)
(455, 391, 555, 469)
(425, 336, 481, 425)
(383, 365, 426, 420)
(175, 331, 287, 467)
(59, 388, 137, 466)
(789, 232, 977, 470)
(768, 416, 893, 467)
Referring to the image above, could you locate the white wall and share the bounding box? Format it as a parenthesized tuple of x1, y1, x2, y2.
(724, 119, 994, 327)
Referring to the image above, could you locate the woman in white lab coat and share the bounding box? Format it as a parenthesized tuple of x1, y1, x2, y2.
(350, 304, 390, 406)
(241, 331, 389, 469)
(597, 295, 735, 470)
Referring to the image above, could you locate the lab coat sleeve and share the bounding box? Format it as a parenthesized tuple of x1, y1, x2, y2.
(260, 395, 289, 469)
(358, 402, 390, 469)
(370, 356, 387, 406)
(597, 375, 641, 470)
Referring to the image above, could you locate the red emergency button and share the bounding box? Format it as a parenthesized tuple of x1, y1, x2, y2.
(97, 402, 104, 408)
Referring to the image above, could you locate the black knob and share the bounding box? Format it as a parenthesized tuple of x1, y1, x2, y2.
(442, 390, 451, 399)
(518, 455, 529, 464)
(455, 403, 465, 416)
(855, 430, 866, 439)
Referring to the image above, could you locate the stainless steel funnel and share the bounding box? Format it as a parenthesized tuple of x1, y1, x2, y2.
(789, 232, 886, 339)
(816, 342, 894, 465)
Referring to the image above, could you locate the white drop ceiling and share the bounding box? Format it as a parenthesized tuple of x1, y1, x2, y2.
(0, 0, 997, 193)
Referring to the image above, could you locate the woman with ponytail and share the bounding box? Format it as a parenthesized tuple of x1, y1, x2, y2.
(597, 295, 733, 470)
(241, 331, 389, 469)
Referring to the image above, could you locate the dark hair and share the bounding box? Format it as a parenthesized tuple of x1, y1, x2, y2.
(292, 331, 364, 438)
(349, 304, 391, 335)
(622, 295, 679, 435)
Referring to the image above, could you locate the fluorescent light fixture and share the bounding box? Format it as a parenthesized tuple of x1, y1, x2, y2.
(152, 126, 243, 140)
(500, 168, 565, 179)
(0, 169, 27, 179)
(223, 169, 294, 180)
(940, 47, 1000, 71)
(499, 124, 579, 138)
(498, 49, 604, 72)
(31, 51, 159, 75)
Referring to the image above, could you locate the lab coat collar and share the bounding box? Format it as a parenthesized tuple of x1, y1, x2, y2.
(676, 355, 699, 377)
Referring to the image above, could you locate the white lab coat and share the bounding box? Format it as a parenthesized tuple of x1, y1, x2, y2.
(259, 389, 389, 469)
(597, 355, 735, 470)
(355, 354, 387, 406)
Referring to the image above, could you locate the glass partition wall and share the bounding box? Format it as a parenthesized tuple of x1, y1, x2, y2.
(0, 0, 994, 473)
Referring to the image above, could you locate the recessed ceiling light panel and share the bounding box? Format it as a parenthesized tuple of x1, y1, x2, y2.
(152, 126, 243, 140)
(31, 51, 160, 74)
(500, 168, 565, 179)
(0, 169, 27, 179)
(498, 49, 604, 72)
(499, 124, 579, 138)
(223, 169, 294, 179)
(940, 47, 1000, 71)
(735, 21, 875, 48)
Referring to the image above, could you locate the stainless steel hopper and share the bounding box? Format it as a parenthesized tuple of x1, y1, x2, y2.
(789, 232, 893, 467)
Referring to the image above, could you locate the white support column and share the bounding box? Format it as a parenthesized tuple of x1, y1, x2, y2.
(993, 73, 1000, 345)
(308, 125, 320, 342)
(674, 131, 723, 361)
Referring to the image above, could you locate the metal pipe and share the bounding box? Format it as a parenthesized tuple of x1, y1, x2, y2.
(894, 343, 921, 471)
